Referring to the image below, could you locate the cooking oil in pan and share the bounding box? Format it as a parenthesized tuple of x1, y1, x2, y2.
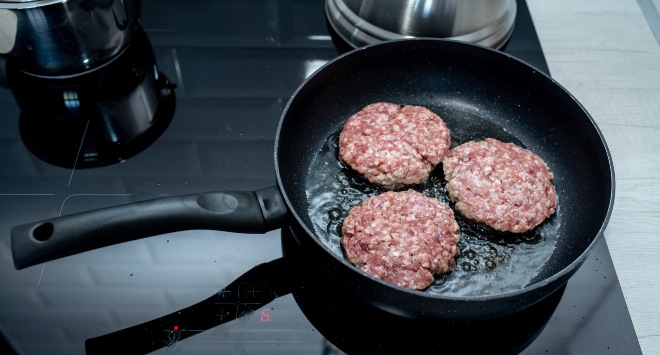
(305, 108, 560, 296)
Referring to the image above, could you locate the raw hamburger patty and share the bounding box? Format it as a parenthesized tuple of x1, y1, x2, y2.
(443, 138, 557, 233)
(341, 190, 460, 290)
(338, 102, 451, 190)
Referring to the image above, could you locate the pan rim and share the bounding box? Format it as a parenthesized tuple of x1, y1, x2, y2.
(274, 37, 615, 304)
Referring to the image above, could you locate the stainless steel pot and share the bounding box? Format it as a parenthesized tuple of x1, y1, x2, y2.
(326, 0, 516, 49)
(0, 0, 141, 77)
(7, 28, 176, 169)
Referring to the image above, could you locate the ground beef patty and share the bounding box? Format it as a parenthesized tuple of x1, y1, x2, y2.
(339, 102, 451, 190)
(443, 138, 557, 233)
(341, 190, 460, 290)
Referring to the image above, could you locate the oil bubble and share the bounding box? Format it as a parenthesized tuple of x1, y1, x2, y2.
(485, 258, 497, 270)
(328, 208, 342, 220)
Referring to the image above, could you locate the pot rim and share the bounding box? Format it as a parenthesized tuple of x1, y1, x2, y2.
(0, 0, 71, 9)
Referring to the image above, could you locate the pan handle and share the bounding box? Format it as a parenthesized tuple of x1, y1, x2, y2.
(11, 186, 289, 269)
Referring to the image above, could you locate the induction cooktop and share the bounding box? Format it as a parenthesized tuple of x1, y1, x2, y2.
(0, 1, 641, 354)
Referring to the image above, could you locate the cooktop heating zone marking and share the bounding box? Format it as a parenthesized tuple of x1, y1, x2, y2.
(67, 119, 90, 186)
(33, 193, 133, 287)
(58, 193, 133, 216)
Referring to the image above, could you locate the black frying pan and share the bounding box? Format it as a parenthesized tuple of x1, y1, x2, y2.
(11, 38, 614, 321)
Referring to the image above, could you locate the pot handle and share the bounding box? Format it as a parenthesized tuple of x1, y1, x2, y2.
(11, 186, 290, 269)
(85, 256, 299, 354)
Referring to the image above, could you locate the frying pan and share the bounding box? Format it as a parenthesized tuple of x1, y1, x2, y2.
(10, 38, 614, 321)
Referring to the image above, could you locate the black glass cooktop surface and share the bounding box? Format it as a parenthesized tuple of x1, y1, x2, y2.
(0, 1, 641, 354)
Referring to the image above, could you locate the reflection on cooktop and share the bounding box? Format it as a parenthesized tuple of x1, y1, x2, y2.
(8, 28, 176, 169)
(83, 227, 563, 354)
(84, 256, 298, 354)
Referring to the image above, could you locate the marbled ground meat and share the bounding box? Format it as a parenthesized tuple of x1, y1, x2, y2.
(341, 190, 460, 290)
(443, 138, 557, 233)
(338, 102, 451, 190)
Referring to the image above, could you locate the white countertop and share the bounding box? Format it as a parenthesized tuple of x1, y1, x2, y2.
(527, 0, 660, 354)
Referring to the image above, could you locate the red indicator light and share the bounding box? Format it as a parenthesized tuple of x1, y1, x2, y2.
(260, 308, 271, 322)
(173, 325, 179, 331)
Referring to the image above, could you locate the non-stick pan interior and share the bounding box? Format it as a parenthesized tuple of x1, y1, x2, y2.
(275, 39, 613, 299)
